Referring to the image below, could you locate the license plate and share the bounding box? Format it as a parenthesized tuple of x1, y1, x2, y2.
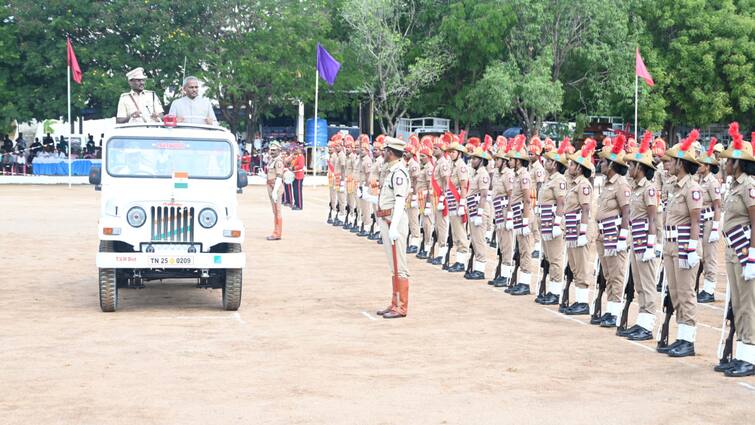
(148, 256, 194, 266)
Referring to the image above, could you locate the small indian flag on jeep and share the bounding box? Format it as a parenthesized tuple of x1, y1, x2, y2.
(173, 171, 189, 189)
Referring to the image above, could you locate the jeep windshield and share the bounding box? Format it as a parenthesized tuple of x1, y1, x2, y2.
(107, 137, 233, 179)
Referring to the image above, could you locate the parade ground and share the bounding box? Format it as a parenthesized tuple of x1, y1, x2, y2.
(1, 185, 753, 425)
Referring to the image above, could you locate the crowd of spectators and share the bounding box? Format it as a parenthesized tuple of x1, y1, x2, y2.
(1, 133, 103, 175)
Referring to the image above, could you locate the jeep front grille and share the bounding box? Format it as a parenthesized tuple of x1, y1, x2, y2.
(150, 206, 195, 242)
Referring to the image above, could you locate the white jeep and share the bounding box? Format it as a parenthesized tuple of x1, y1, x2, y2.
(91, 123, 247, 312)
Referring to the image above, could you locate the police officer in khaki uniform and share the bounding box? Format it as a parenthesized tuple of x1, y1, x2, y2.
(116, 67, 164, 123)
(444, 137, 471, 272)
(717, 124, 755, 376)
(343, 136, 358, 229)
(326, 139, 338, 224)
(696, 139, 723, 303)
(429, 135, 452, 265)
(621, 132, 660, 340)
(490, 138, 517, 287)
(336, 137, 349, 226)
(658, 130, 703, 358)
(356, 136, 374, 237)
(505, 135, 535, 295)
(464, 138, 491, 280)
(594, 135, 632, 327)
(367, 136, 385, 240)
(416, 136, 435, 259)
(266, 141, 285, 240)
(404, 136, 422, 253)
(563, 139, 597, 315)
(375, 137, 411, 319)
(529, 137, 547, 258)
(537, 138, 570, 304)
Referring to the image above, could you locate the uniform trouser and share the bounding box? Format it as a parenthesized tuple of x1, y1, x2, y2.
(408, 206, 420, 241)
(338, 189, 347, 217)
(543, 236, 565, 283)
(499, 227, 515, 266)
(293, 178, 303, 209)
(329, 187, 337, 210)
(450, 214, 470, 254)
(470, 215, 488, 264)
(596, 239, 629, 303)
(421, 209, 434, 247)
(531, 212, 541, 249)
(359, 198, 372, 228)
(701, 220, 720, 289)
(726, 248, 755, 344)
(663, 242, 697, 326)
(267, 186, 283, 237)
(567, 245, 590, 289)
(485, 201, 494, 233)
(348, 191, 357, 217)
(629, 252, 659, 315)
(379, 216, 409, 278)
(434, 208, 449, 249)
(516, 231, 533, 273)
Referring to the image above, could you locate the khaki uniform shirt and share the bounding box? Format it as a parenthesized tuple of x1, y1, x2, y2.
(358, 155, 373, 185)
(666, 174, 703, 227)
(565, 174, 592, 213)
(337, 151, 348, 178)
(510, 167, 530, 204)
(595, 174, 630, 221)
(723, 174, 755, 233)
(266, 154, 284, 184)
(433, 156, 451, 192)
(406, 157, 421, 191)
(699, 172, 722, 208)
(538, 172, 567, 207)
(629, 177, 658, 221)
(116, 90, 164, 122)
(378, 159, 410, 210)
(417, 160, 432, 193)
(449, 156, 469, 194)
(469, 166, 490, 212)
(530, 160, 546, 186)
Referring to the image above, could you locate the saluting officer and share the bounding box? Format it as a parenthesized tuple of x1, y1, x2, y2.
(695, 138, 723, 303)
(657, 130, 703, 358)
(537, 137, 571, 305)
(116, 67, 164, 123)
(375, 137, 411, 319)
(621, 132, 661, 340)
(444, 136, 472, 272)
(594, 135, 632, 328)
(716, 123, 755, 377)
(464, 137, 492, 280)
(562, 139, 598, 315)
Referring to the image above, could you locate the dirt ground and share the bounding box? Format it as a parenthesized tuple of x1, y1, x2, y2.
(0, 185, 753, 425)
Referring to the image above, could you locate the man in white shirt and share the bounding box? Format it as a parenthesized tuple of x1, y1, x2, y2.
(168, 76, 218, 125)
(116, 67, 164, 123)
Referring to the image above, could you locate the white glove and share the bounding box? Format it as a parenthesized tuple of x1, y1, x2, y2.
(457, 205, 466, 216)
(708, 221, 720, 243)
(388, 203, 405, 242)
(437, 196, 445, 211)
(642, 234, 656, 262)
(744, 256, 755, 281)
(410, 195, 418, 208)
(424, 207, 433, 216)
(339, 182, 345, 193)
(685, 240, 700, 269)
(551, 224, 562, 238)
(521, 218, 531, 236)
(388, 225, 400, 242)
(357, 186, 364, 199)
(472, 216, 483, 226)
(617, 228, 628, 251)
(505, 211, 514, 230)
(577, 224, 588, 247)
(271, 177, 282, 200)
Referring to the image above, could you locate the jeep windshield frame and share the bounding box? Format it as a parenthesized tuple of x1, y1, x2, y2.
(106, 137, 233, 179)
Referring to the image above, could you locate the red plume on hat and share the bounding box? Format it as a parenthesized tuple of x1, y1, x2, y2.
(483, 135, 493, 153)
(680, 129, 699, 152)
(557, 137, 571, 155)
(707, 137, 718, 156)
(640, 131, 652, 154)
(513, 134, 526, 152)
(612, 134, 626, 155)
(729, 122, 741, 139)
(582, 138, 597, 158)
(459, 130, 467, 144)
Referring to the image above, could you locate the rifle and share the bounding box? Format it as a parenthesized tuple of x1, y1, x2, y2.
(418, 225, 426, 255)
(694, 259, 704, 295)
(718, 300, 736, 366)
(443, 223, 453, 270)
(590, 266, 607, 323)
(489, 228, 497, 248)
(333, 204, 342, 226)
(466, 244, 475, 274)
(492, 246, 502, 283)
(537, 258, 550, 298)
(559, 264, 574, 312)
(511, 242, 521, 284)
(428, 230, 437, 261)
(656, 287, 675, 350)
(352, 205, 359, 230)
(368, 212, 377, 239)
(327, 202, 333, 223)
(616, 264, 635, 335)
(343, 204, 351, 227)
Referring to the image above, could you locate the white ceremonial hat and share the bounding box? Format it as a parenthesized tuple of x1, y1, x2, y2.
(126, 67, 147, 80)
(384, 136, 406, 152)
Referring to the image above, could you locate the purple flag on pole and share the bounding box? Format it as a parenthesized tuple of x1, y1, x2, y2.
(316, 43, 341, 86)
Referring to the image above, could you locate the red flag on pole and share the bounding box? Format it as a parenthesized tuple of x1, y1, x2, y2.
(67, 36, 82, 84)
(635, 47, 654, 87)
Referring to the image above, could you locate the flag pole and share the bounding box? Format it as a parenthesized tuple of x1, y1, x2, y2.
(634, 74, 638, 142)
(313, 69, 319, 177)
(67, 56, 72, 189)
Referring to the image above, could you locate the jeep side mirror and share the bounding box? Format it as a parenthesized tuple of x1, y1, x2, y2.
(89, 166, 101, 185)
(237, 169, 248, 189)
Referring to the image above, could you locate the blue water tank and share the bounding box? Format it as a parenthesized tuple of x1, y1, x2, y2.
(305, 118, 328, 147)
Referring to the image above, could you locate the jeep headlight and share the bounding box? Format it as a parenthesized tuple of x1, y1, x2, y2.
(126, 206, 147, 228)
(199, 208, 218, 228)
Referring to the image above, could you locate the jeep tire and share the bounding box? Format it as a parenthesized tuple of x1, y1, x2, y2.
(222, 243, 243, 311)
(98, 241, 118, 312)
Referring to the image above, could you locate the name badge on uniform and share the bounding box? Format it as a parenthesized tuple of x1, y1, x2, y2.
(583, 186, 591, 195)
(559, 182, 566, 190)
(648, 187, 656, 197)
(692, 190, 701, 201)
